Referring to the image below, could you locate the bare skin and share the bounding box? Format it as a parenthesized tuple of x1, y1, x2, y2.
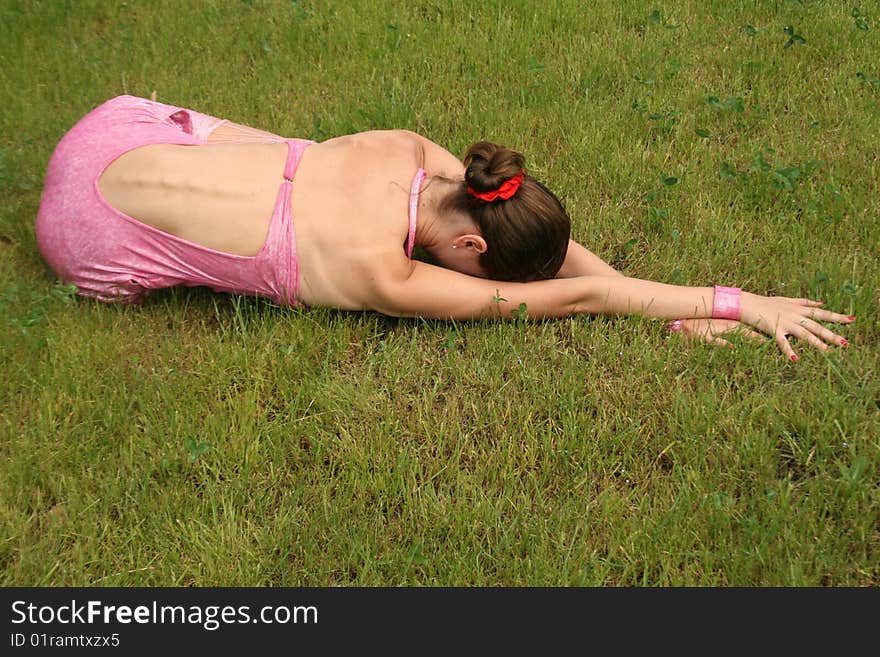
(97, 122, 855, 360)
(99, 126, 466, 309)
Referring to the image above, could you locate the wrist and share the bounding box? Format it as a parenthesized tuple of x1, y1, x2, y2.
(737, 291, 759, 326)
(712, 285, 741, 320)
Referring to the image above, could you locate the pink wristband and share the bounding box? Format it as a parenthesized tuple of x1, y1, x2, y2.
(712, 285, 741, 320)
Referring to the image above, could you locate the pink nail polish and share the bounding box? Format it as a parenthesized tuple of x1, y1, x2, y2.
(848, 316, 856, 321)
(841, 339, 848, 347)
(790, 354, 799, 362)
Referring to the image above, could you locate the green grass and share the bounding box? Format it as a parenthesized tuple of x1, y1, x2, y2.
(1, 0, 878, 586)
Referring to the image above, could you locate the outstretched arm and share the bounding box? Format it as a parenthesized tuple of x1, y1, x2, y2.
(368, 260, 853, 359)
(556, 239, 623, 278)
(372, 259, 716, 321)
(558, 238, 774, 348)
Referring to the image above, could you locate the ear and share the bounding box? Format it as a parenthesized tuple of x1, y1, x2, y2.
(454, 233, 487, 254)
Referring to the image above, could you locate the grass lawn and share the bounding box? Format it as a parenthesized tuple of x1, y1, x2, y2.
(1, 0, 877, 586)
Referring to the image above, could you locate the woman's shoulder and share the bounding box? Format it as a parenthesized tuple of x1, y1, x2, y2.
(394, 130, 464, 178)
(317, 129, 463, 178)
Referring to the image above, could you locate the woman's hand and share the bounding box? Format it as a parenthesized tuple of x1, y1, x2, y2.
(739, 293, 855, 361)
(673, 318, 765, 348)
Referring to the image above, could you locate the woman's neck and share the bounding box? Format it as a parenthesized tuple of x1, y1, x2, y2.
(415, 176, 474, 250)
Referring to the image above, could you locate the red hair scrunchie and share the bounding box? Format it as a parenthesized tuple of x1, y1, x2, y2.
(467, 171, 525, 202)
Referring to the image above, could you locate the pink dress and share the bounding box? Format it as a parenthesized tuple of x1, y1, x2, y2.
(35, 95, 312, 306)
(35, 95, 426, 307)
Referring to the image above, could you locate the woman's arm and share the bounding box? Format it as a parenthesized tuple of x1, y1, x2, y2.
(558, 238, 774, 348)
(371, 259, 712, 320)
(368, 260, 853, 358)
(556, 239, 624, 278)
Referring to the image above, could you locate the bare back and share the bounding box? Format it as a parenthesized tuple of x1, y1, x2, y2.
(98, 128, 464, 309)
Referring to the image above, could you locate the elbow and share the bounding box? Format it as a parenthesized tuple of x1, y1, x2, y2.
(365, 266, 415, 318)
(569, 276, 606, 316)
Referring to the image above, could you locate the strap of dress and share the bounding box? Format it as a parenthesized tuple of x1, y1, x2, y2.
(407, 168, 426, 258)
(284, 139, 315, 181)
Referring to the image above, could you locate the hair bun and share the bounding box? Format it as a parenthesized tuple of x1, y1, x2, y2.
(464, 141, 526, 194)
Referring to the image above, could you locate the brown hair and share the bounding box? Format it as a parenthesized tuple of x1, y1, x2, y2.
(438, 141, 570, 282)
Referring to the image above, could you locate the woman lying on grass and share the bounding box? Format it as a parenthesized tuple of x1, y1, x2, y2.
(36, 95, 854, 361)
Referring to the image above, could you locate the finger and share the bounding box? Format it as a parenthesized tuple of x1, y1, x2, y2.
(804, 307, 857, 324)
(789, 324, 830, 352)
(736, 327, 767, 342)
(707, 319, 740, 333)
(777, 296, 824, 306)
(775, 332, 798, 362)
(707, 335, 733, 349)
(799, 318, 849, 348)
